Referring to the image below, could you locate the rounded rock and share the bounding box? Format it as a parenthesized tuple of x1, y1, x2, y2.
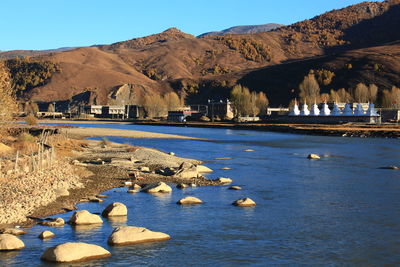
(177, 196, 203, 205)
(229, 186, 242, 190)
(41, 242, 111, 263)
(101, 202, 128, 217)
(38, 230, 55, 239)
(68, 210, 103, 225)
(108, 226, 170, 246)
(307, 154, 321, 160)
(0, 234, 25, 251)
(232, 197, 256, 207)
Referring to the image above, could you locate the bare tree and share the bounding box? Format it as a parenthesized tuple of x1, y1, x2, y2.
(47, 103, 55, 112)
(230, 85, 252, 117)
(164, 92, 182, 111)
(299, 74, 320, 104)
(256, 92, 269, 116)
(249, 91, 260, 117)
(143, 92, 167, 118)
(337, 88, 353, 103)
(382, 86, 400, 108)
(368, 84, 378, 103)
(353, 83, 369, 102)
(0, 63, 17, 133)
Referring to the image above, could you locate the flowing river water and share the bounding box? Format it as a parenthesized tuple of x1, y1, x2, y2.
(1, 124, 400, 266)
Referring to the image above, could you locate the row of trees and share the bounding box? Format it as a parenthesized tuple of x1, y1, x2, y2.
(143, 91, 183, 117)
(298, 73, 386, 105)
(230, 85, 269, 117)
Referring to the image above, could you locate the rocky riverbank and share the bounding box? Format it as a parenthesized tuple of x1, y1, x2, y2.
(0, 137, 221, 228)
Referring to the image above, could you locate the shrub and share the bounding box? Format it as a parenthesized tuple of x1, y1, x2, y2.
(25, 114, 38, 125)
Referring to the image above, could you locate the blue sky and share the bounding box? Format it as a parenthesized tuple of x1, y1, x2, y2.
(1, 0, 374, 51)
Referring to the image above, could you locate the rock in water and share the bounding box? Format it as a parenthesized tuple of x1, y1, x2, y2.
(127, 189, 139, 193)
(108, 226, 170, 245)
(0, 228, 26, 236)
(176, 183, 188, 189)
(0, 234, 25, 250)
(197, 165, 213, 173)
(177, 196, 203, 205)
(68, 210, 103, 225)
(174, 162, 199, 179)
(102, 202, 128, 217)
(41, 242, 111, 263)
(233, 198, 256, 207)
(141, 182, 172, 193)
(214, 177, 233, 184)
(38, 230, 55, 239)
(307, 154, 321, 160)
(40, 218, 65, 227)
(229, 186, 242, 190)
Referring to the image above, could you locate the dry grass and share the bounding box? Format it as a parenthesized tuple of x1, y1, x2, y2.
(53, 138, 89, 157)
(24, 114, 38, 126)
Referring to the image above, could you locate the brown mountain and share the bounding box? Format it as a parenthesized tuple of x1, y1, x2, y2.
(15, 0, 400, 106)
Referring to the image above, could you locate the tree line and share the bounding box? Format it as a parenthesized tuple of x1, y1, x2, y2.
(298, 72, 400, 108)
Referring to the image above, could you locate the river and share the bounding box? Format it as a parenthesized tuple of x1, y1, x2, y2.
(1, 124, 400, 266)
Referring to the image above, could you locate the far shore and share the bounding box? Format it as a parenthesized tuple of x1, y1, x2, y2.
(39, 118, 400, 138)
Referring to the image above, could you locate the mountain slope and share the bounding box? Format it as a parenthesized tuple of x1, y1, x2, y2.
(198, 23, 283, 37)
(19, 0, 400, 106)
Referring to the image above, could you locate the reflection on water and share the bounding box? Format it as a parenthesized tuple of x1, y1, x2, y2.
(3, 124, 400, 266)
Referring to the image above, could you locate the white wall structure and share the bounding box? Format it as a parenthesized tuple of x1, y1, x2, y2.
(331, 103, 342, 116)
(342, 104, 354, 116)
(300, 104, 310, 116)
(289, 103, 300, 116)
(320, 103, 331, 116)
(354, 103, 365, 116)
(310, 104, 320, 116)
(366, 104, 379, 116)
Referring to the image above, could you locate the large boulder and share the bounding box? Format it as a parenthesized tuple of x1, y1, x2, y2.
(108, 226, 170, 245)
(40, 218, 65, 227)
(0, 228, 26, 236)
(68, 210, 103, 225)
(174, 162, 198, 179)
(38, 230, 55, 239)
(102, 202, 128, 217)
(0, 234, 25, 250)
(214, 177, 233, 184)
(41, 242, 111, 263)
(141, 182, 172, 193)
(232, 198, 256, 207)
(197, 165, 213, 173)
(177, 196, 203, 205)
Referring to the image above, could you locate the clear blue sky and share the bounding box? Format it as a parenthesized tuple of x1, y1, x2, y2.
(0, 0, 375, 51)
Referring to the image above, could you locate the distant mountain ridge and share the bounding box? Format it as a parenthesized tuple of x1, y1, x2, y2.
(198, 23, 284, 37)
(0, 47, 77, 59)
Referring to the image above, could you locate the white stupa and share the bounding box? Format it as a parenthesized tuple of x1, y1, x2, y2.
(342, 104, 354, 116)
(365, 103, 378, 116)
(354, 103, 365, 116)
(289, 100, 300, 116)
(309, 103, 320, 116)
(320, 103, 331, 116)
(300, 104, 310, 116)
(331, 103, 342, 116)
